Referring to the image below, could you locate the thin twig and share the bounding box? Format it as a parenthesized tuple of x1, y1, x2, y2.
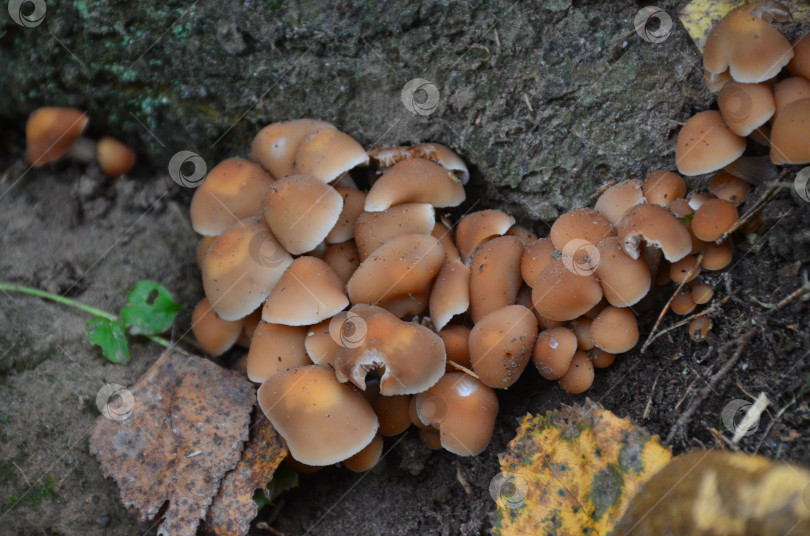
(645, 295, 731, 348)
(717, 184, 779, 241)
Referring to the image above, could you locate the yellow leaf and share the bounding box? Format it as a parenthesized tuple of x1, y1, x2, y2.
(491, 400, 671, 536)
(679, 0, 810, 52)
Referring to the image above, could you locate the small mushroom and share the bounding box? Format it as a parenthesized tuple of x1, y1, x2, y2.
(191, 297, 244, 357)
(408, 142, 470, 184)
(643, 171, 687, 207)
(429, 259, 471, 331)
(570, 316, 595, 351)
(787, 32, 810, 79)
(195, 235, 216, 271)
(190, 158, 275, 236)
(263, 174, 344, 255)
(364, 158, 465, 212)
(25, 107, 89, 167)
(772, 77, 810, 124)
(322, 240, 360, 284)
(588, 348, 615, 369)
(717, 82, 775, 136)
(293, 127, 370, 183)
(372, 395, 412, 436)
(689, 317, 713, 342)
(506, 225, 539, 247)
(354, 203, 436, 261)
(692, 198, 738, 242)
(672, 289, 697, 315)
(701, 242, 733, 271)
(96, 137, 136, 177)
(455, 210, 516, 260)
(590, 306, 639, 353)
(675, 111, 746, 176)
(304, 318, 341, 367)
(558, 350, 594, 394)
(257, 364, 379, 466)
(469, 236, 524, 322)
(691, 283, 714, 304)
(414, 373, 498, 456)
(343, 434, 383, 472)
(549, 208, 614, 253)
(469, 304, 538, 388)
(532, 327, 577, 380)
(708, 172, 750, 206)
(594, 179, 646, 224)
(250, 119, 333, 178)
(594, 237, 652, 307)
(532, 259, 604, 322)
(770, 98, 810, 164)
(325, 187, 367, 244)
(432, 221, 462, 262)
(262, 256, 348, 326)
(521, 237, 556, 288)
(247, 321, 310, 383)
(615, 204, 692, 263)
(439, 325, 472, 372)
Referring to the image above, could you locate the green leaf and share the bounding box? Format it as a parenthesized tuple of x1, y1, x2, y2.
(680, 213, 694, 224)
(86, 317, 131, 364)
(120, 280, 182, 336)
(253, 463, 300, 508)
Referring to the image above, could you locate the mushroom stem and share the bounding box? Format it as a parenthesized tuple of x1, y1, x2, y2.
(0, 282, 172, 349)
(65, 136, 97, 164)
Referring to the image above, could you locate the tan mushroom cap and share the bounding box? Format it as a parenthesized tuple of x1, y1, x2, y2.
(347, 233, 445, 306)
(703, 3, 794, 83)
(469, 304, 539, 388)
(372, 395, 412, 436)
(708, 172, 751, 206)
(377, 287, 431, 318)
(196, 235, 216, 271)
(532, 259, 604, 322)
(431, 221, 461, 262)
(549, 208, 614, 252)
(669, 255, 702, 284)
(247, 322, 310, 382)
(250, 119, 333, 178)
(532, 327, 577, 380)
(701, 242, 733, 270)
(692, 198, 738, 241)
(669, 198, 694, 219)
(305, 319, 341, 367)
(414, 372, 498, 456)
(506, 225, 539, 247)
(202, 218, 293, 321)
(258, 365, 379, 466)
(717, 82, 775, 136)
(439, 325, 472, 371)
(643, 171, 687, 207)
(521, 237, 556, 288)
(191, 297, 244, 357)
(190, 158, 275, 236)
(325, 187, 367, 244)
(429, 260, 470, 331)
(343, 434, 383, 472)
(770, 98, 810, 164)
(322, 240, 360, 284)
(96, 137, 135, 177)
(354, 203, 436, 261)
(238, 308, 263, 348)
(262, 256, 349, 326)
(263, 174, 344, 255)
(293, 127, 369, 183)
(455, 210, 516, 260)
(588, 348, 615, 368)
(672, 289, 697, 315)
(594, 237, 651, 307)
(594, 180, 646, 225)
(26, 107, 89, 167)
(687, 192, 716, 212)
(334, 304, 446, 395)
(409, 142, 470, 185)
(364, 158, 466, 212)
(590, 306, 639, 353)
(788, 33, 810, 79)
(691, 283, 714, 304)
(469, 236, 524, 323)
(558, 350, 594, 394)
(704, 68, 732, 92)
(689, 317, 713, 342)
(675, 111, 746, 176)
(570, 316, 595, 350)
(615, 204, 692, 262)
(772, 77, 810, 122)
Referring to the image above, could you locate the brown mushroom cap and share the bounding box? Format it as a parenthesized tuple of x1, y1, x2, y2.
(376, 287, 432, 319)
(717, 82, 775, 136)
(322, 240, 360, 284)
(469, 305, 539, 388)
(521, 237, 556, 288)
(263, 174, 344, 255)
(557, 350, 594, 394)
(343, 434, 383, 472)
(247, 321, 311, 382)
(549, 208, 614, 253)
(692, 198, 738, 242)
(409, 142, 470, 185)
(258, 365, 379, 466)
(669, 198, 694, 220)
(590, 306, 639, 353)
(26, 107, 89, 167)
(532, 327, 577, 380)
(455, 210, 516, 260)
(354, 203, 436, 261)
(346, 233, 445, 306)
(333, 304, 446, 395)
(96, 137, 136, 177)
(439, 325, 472, 371)
(689, 317, 713, 342)
(588, 348, 615, 368)
(532, 259, 604, 322)
(191, 297, 244, 357)
(593, 237, 652, 307)
(701, 242, 733, 270)
(469, 236, 524, 323)
(202, 218, 293, 320)
(594, 179, 646, 224)
(570, 316, 595, 350)
(672, 289, 697, 315)
(616, 204, 692, 262)
(190, 158, 275, 236)
(431, 221, 462, 263)
(770, 98, 810, 164)
(364, 158, 466, 212)
(708, 172, 751, 207)
(788, 33, 810, 79)
(429, 260, 471, 331)
(643, 171, 687, 207)
(262, 256, 349, 326)
(325, 187, 367, 244)
(669, 255, 702, 284)
(305, 318, 341, 367)
(414, 372, 498, 456)
(196, 235, 216, 271)
(691, 283, 714, 304)
(250, 119, 333, 178)
(292, 127, 369, 183)
(703, 4, 794, 83)
(506, 225, 539, 247)
(372, 395, 412, 436)
(772, 77, 810, 123)
(675, 111, 746, 176)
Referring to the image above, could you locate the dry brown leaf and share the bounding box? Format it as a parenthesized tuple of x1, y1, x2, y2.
(90, 350, 255, 536)
(205, 414, 287, 536)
